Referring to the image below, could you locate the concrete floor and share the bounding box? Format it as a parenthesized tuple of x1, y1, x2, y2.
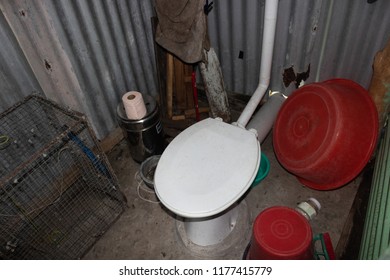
(83, 130, 360, 260)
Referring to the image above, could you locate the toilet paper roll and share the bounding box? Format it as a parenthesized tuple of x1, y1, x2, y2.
(122, 91, 147, 120)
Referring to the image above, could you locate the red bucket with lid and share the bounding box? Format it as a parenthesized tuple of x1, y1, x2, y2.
(248, 206, 313, 260)
(273, 79, 378, 190)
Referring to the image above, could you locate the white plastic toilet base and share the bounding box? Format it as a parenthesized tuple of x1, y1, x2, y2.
(175, 199, 251, 258)
(184, 202, 240, 246)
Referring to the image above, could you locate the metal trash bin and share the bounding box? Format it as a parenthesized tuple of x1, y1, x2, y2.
(116, 95, 164, 163)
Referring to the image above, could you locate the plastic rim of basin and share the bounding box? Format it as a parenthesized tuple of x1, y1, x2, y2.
(251, 153, 270, 187)
(140, 155, 161, 189)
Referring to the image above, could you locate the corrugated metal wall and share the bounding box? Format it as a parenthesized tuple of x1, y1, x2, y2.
(208, 0, 390, 96)
(359, 117, 390, 259)
(0, 11, 43, 112)
(1, 0, 390, 138)
(0, 0, 157, 139)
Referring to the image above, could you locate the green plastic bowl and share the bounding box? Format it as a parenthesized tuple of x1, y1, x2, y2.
(251, 153, 270, 187)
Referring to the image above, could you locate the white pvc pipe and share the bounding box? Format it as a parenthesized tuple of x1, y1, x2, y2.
(236, 0, 279, 128)
(247, 92, 286, 143)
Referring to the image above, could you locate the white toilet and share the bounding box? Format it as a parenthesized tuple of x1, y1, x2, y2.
(154, 0, 278, 250)
(154, 118, 260, 247)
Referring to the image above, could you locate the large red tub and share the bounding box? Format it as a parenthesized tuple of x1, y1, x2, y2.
(273, 79, 378, 190)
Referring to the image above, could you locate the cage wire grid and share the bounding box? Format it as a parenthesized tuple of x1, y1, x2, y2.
(0, 95, 127, 259)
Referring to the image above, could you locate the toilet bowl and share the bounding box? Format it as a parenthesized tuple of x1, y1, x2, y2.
(154, 0, 279, 249)
(154, 118, 259, 246)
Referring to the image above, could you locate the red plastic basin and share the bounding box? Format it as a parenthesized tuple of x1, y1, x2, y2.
(273, 79, 378, 190)
(248, 206, 313, 260)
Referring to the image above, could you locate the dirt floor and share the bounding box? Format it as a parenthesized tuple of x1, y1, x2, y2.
(83, 131, 361, 260)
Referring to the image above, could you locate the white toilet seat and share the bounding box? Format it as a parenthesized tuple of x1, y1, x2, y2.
(154, 118, 260, 218)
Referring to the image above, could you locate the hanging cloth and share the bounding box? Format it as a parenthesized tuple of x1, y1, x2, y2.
(155, 0, 210, 63)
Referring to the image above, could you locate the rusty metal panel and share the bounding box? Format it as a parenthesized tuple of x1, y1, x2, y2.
(207, 0, 390, 96)
(307, 0, 390, 88)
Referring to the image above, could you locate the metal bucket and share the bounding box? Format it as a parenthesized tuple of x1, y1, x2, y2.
(116, 95, 164, 163)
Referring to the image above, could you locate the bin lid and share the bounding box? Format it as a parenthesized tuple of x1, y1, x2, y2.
(117, 95, 157, 124)
(116, 95, 160, 131)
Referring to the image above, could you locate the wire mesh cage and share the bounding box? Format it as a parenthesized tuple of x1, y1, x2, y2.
(0, 95, 127, 259)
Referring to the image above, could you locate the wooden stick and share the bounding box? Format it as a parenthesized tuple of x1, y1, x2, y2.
(173, 56, 186, 110)
(184, 107, 209, 118)
(172, 115, 186, 121)
(166, 53, 174, 119)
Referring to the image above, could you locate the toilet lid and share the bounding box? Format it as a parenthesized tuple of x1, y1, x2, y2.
(155, 118, 260, 218)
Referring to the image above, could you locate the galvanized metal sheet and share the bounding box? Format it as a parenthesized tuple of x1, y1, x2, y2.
(208, 0, 390, 96)
(360, 118, 390, 259)
(0, 11, 43, 112)
(1, 0, 157, 139)
(1, 0, 390, 138)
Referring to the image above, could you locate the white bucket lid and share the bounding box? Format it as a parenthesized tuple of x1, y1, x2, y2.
(155, 118, 260, 218)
